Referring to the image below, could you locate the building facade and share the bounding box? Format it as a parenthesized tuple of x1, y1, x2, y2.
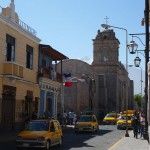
(0, 1, 68, 131)
(0, 1, 40, 130)
(92, 29, 134, 114)
(38, 44, 68, 119)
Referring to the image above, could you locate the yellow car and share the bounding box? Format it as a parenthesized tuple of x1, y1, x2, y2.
(16, 119, 63, 150)
(74, 114, 99, 133)
(103, 112, 118, 125)
(117, 114, 132, 130)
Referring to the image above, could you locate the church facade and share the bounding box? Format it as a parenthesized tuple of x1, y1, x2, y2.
(92, 29, 134, 115)
(57, 28, 134, 117)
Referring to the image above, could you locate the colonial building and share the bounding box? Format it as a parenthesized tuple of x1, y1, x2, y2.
(38, 44, 68, 119)
(57, 29, 134, 117)
(0, 1, 40, 130)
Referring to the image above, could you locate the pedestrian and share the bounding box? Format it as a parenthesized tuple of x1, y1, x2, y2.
(140, 114, 145, 138)
(69, 110, 74, 125)
(73, 113, 77, 124)
(62, 111, 67, 127)
(131, 110, 140, 138)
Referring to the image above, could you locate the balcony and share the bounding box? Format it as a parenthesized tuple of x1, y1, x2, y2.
(3, 62, 23, 78)
(38, 67, 62, 83)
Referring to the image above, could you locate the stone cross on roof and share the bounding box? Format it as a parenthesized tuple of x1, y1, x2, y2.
(104, 16, 109, 25)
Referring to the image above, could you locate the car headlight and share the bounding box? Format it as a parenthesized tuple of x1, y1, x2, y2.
(37, 137, 45, 141)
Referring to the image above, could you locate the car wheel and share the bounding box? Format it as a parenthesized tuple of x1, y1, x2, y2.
(45, 140, 50, 150)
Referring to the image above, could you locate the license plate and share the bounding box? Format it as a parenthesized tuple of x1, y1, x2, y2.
(23, 143, 29, 147)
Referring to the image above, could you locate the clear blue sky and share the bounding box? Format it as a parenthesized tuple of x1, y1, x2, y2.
(1, 0, 146, 94)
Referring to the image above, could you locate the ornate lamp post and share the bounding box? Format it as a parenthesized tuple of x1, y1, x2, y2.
(128, 32, 149, 140)
(101, 23, 129, 137)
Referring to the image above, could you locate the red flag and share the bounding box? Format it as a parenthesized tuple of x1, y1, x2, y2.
(64, 73, 72, 87)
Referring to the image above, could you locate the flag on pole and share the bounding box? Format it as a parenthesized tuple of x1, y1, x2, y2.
(64, 73, 72, 87)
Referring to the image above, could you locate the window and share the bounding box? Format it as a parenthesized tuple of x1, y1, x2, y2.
(6, 34, 15, 61)
(26, 45, 33, 69)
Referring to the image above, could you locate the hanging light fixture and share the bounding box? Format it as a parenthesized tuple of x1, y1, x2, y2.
(128, 41, 138, 54)
(134, 56, 141, 67)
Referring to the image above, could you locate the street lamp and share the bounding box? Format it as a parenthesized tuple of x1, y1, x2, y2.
(101, 24, 129, 137)
(128, 36, 149, 140)
(134, 56, 141, 67)
(128, 1, 149, 140)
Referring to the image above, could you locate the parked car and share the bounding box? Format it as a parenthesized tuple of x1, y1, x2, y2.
(117, 114, 132, 130)
(74, 114, 99, 133)
(103, 112, 118, 125)
(16, 118, 63, 150)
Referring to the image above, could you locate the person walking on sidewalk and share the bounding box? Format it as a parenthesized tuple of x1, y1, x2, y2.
(69, 110, 74, 125)
(140, 114, 145, 138)
(62, 111, 67, 127)
(132, 110, 140, 139)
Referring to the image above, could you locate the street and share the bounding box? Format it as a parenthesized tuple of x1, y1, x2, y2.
(0, 125, 128, 150)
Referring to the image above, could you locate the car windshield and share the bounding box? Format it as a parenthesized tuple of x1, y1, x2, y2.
(121, 116, 131, 120)
(26, 121, 49, 131)
(78, 115, 92, 122)
(106, 113, 116, 118)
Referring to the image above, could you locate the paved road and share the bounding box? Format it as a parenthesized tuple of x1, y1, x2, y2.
(0, 125, 128, 150)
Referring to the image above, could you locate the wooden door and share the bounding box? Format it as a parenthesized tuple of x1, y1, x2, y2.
(2, 94, 15, 131)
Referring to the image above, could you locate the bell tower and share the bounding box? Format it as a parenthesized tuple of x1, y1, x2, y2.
(92, 28, 124, 113)
(92, 29, 120, 66)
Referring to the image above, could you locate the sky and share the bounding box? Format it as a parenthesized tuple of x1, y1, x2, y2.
(1, 0, 146, 95)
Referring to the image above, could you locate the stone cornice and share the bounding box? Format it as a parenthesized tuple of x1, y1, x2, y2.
(0, 15, 41, 43)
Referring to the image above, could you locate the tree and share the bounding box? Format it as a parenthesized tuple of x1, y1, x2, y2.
(134, 94, 142, 108)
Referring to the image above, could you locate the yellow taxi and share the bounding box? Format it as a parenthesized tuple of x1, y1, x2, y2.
(16, 118, 63, 150)
(74, 114, 99, 133)
(103, 112, 118, 125)
(117, 114, 132, 130)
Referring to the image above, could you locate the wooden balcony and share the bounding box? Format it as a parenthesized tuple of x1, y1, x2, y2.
(38, 67, 62, 83)
(3, 62, 24, 78)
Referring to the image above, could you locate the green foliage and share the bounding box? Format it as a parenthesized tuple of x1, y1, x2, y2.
(134, 94, 142, 108)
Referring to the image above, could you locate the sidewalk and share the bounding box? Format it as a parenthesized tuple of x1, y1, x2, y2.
(108, 131, 150, 150)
